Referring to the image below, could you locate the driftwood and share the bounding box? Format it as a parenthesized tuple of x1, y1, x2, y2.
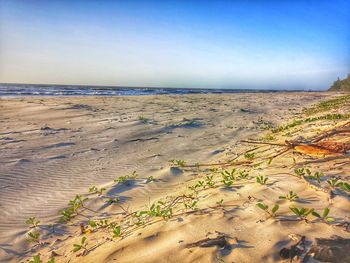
(242, 122, 350, 160)
(279, 235, 307, 262)
(185, 234, 229, 248)
(306, 236, 350, 263)
(309, 121, 350, 142)
(288, 141, 350, 157)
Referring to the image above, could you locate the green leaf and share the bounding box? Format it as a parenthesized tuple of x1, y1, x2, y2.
(88, 220, 97, 228)
(136, 211, 148, 217)
(326, 217, 335, 223)
(272, 204, 279, 214)
(73, 244, 81, 252)
(47, 258, 55, 263)
(29, 255, 43, 263)
(312, 211, 320, 218)
(81, 236, 86, 245)
(113, 226, 121, 237)
(323, 207, 330, 218)
(257, 203, 268, 210)
(340, 182, 350, 192)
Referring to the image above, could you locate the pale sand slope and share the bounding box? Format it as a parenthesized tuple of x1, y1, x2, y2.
(0, 92, 348, 262)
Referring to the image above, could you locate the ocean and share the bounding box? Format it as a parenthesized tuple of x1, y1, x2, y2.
(0, 84, 306, 96)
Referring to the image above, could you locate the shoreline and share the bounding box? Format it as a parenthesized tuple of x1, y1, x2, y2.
(0, 85, 332, 97)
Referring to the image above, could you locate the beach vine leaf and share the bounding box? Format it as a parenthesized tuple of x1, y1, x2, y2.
(238, 170, 249, 179)
(115, 171, 138, 185)
(308, 171, 324, 183)
(29, 255, 43, 263)
(256, 175, 268, 185)
(27, 231, 41, 244)
(26, 217, 40, 228)
(221, 169, 236, 186)
(289, 206, 314, 222)
(112, 226, 121, 238)
(168, 159, 186, 167)
(327, 178, 341, 188)
(244, 153, 255, 160)
(105, 197, 120, 204)
(279, 191, 299, 201)
(89, 186, 106, 196)
(205, 175, 215, 187)
(256, 202, 279, 217)
(339, 182, 350, 192)
(73, 236, 87, 253)
(312, 207, 334, 223)
(294, 168, 311, 177)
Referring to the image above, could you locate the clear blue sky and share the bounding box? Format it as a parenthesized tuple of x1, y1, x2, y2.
(0, 0, 349, 90)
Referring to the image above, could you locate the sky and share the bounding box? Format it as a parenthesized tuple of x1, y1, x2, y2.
(0, 0, 349, 90)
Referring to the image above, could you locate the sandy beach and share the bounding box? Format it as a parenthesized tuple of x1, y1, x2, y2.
(1, 92, 349, 262)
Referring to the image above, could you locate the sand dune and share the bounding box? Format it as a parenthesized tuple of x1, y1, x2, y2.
(1, 92, 349, 262)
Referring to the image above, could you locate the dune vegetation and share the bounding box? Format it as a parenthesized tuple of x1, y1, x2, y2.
(18, 94, 350, 263)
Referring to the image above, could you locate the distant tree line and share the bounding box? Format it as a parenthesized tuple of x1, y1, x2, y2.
(329, 74, 350, 91)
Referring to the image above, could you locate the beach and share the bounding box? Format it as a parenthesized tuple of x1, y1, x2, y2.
(1, 92, 349, 262)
